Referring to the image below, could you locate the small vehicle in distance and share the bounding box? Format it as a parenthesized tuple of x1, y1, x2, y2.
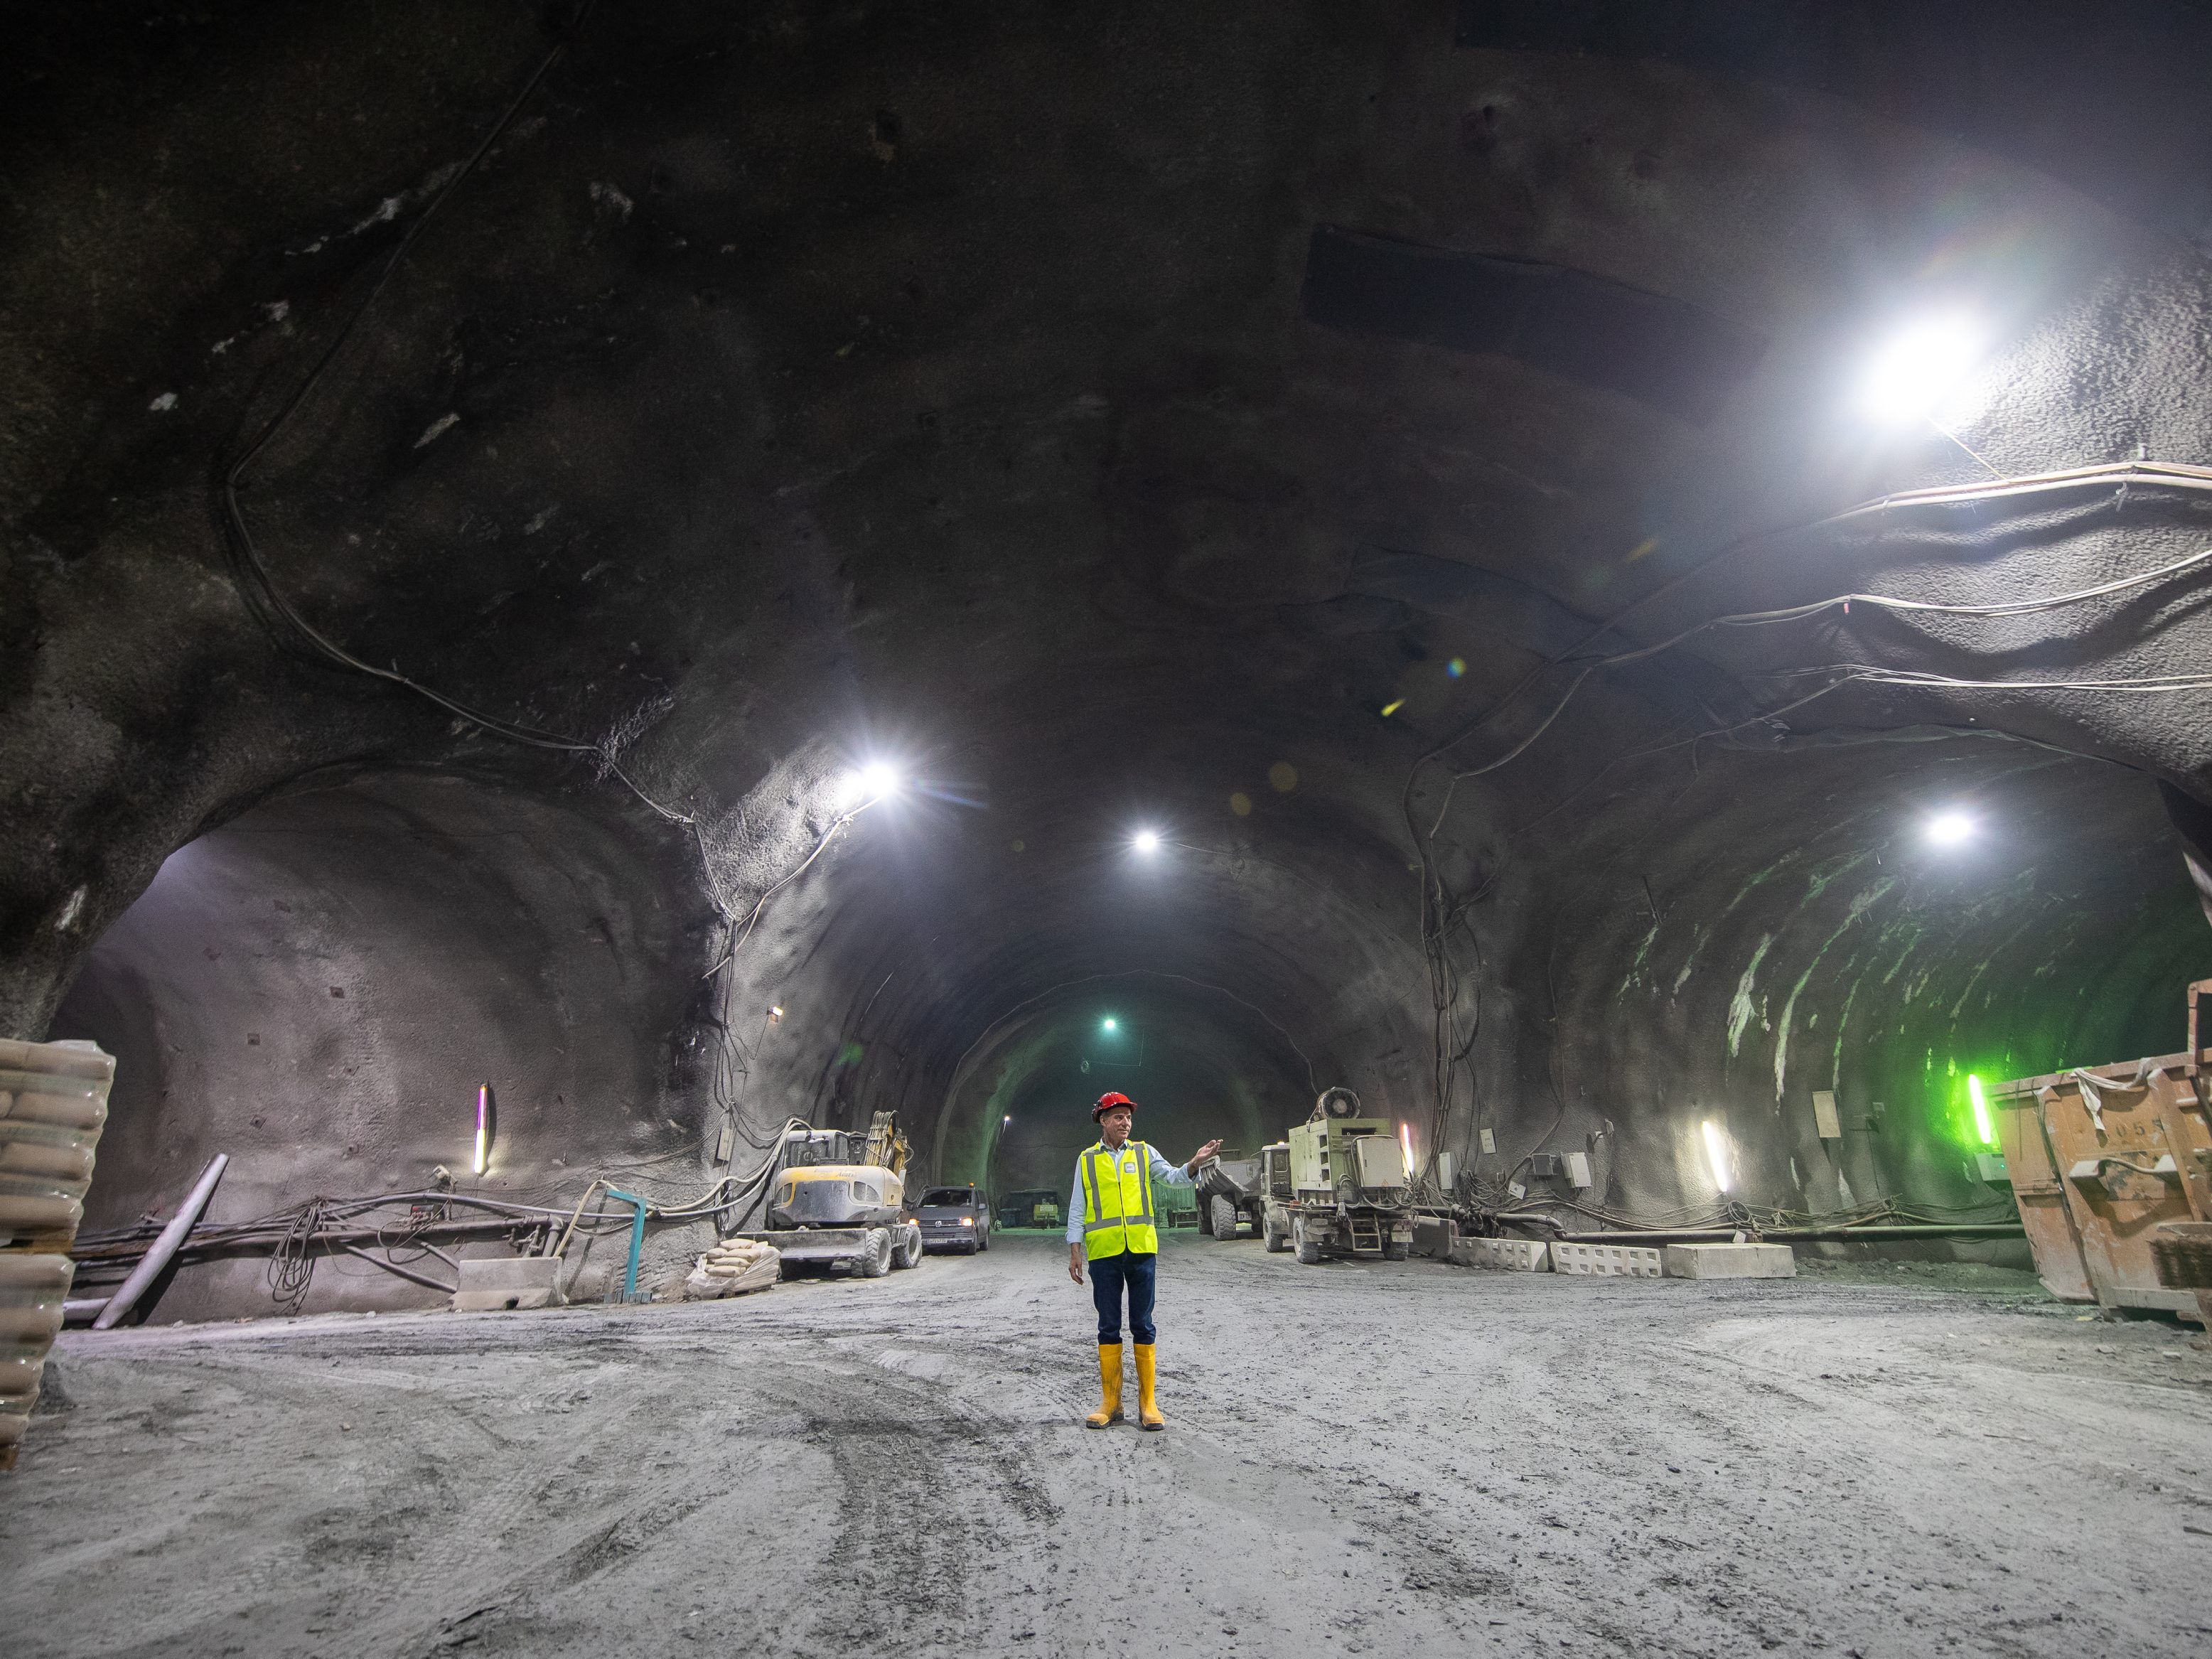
(917, 1186, 992, 1254)
(996, 1188, 1062, 1230)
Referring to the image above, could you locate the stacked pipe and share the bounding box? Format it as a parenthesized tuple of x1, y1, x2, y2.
(0, 1038, 115, 1470)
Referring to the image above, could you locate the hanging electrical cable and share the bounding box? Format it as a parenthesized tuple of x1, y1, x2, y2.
(1403, 456, 2212, 1210)
(208, 3, 909, 1217)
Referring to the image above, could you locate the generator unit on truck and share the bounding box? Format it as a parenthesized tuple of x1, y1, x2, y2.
(721, 1110, 924, 1278)
(1261, 1087, 1414, 1264)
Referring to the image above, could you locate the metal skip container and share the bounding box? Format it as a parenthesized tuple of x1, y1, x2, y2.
(1992, 980, 2212, 1324)
(0, 1037, 116, 1470)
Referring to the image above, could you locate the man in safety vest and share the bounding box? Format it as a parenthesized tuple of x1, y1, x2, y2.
(1066, 1091, 1222, 1431)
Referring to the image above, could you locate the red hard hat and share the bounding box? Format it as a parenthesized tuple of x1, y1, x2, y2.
(1092, 1091, 1137, 1122)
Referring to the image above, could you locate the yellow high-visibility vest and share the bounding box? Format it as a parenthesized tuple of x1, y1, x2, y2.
(1079, 1139, 1159, 1260)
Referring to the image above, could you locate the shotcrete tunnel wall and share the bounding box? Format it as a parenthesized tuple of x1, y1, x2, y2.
(7, 2, 2212, 1319)
(1467, 746, 2212, 1225)
(48, 768, 722, 1319)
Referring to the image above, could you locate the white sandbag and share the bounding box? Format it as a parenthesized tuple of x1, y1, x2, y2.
(682, 1247, 779, 1299)
(683, 1265, 734, 1299)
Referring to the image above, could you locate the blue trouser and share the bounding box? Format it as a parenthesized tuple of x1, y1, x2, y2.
(1090, 1250, 1157, 1345)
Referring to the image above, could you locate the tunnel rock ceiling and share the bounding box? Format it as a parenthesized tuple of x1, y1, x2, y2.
(9, 1, 2212, 1301)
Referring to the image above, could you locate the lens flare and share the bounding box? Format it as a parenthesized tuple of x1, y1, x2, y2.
(1701, 1120, 1732, 1193)
(473, 1083, 490, 1177)
(1859, 313, 1982, 424)
(1926, 811, 1974, 846)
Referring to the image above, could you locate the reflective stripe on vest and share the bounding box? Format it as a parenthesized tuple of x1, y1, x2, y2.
(1080, 1140, 1159, 1260)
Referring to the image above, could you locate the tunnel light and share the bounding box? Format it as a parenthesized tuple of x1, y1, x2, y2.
(1700, 1120, 1732, 1193)
(1857, 313, 1983, 424)
(472, 1083, 490, 1177)
(1967, 1074, 1995, 1147)
(832, 762, 903, 809)
(1132, 830, 1161, 854)
(1101, 1017, 1118, 1033)
(767, 1004, 784, 1024)
(1400, 1122, 1414, 1174)
(1926, 810, 1975, 847)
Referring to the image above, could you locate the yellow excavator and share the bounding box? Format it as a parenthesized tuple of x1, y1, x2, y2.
(724, 1111, 923, 1277)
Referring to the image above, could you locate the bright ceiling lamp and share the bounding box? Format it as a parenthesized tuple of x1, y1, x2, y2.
(833, 761, 903, 808)
(1100, 1016, 1118, 1033)
(1926, 810, 1975, 847)
(1131, 829, 1161, 854)
(1700, 1119, 1732, 1193)
(1857, 313, 1983, 424)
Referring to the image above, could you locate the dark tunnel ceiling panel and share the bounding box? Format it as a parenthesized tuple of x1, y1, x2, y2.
(1343, 551, 1629, 657)
(1454, 0, 2212, 244)
(1301, 225, 1768, 424)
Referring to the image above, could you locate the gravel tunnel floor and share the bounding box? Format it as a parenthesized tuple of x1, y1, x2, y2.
(6, 1234, 2211, 1658)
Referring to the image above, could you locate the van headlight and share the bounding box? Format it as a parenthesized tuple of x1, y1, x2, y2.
(959, 1217, 975, 1228)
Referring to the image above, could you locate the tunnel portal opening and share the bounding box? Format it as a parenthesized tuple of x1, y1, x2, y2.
(48, 767, 719, 1320)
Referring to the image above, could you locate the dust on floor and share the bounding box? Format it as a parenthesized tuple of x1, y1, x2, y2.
(4, 1233, 2209, 1658)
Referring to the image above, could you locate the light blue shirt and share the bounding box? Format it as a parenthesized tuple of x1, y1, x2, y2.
(1067, 1139, 1194, 1245)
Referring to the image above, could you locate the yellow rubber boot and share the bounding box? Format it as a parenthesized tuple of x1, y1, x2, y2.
(1134, 1342, 1164, 1431)
(1085, 1344, 1125, 1428)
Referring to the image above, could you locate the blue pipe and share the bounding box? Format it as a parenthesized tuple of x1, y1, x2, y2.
(606, 1188, 648, 1301)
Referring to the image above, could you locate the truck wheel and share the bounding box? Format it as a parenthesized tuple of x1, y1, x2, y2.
(892, 1226, 923, 1270)
(1293, 1218, 1323, 1266)
(1264, 1213, 1289, 1254)
(857, 1228, 893, 1278)
(1210, 1196, 1239, 1242)
(978, 1225, 990, 1252)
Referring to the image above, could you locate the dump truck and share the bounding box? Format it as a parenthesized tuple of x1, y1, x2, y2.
(719, 1110, 923, 1277)
(1193, 1149, 1268, 1240)
(1260, 1087, 1414, 1264)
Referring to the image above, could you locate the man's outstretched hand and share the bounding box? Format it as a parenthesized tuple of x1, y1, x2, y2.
(1068, 1243, 1085, 1285)
(1188, 1139, 1225, 1168)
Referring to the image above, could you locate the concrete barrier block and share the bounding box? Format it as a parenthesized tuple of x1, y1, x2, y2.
(1663, 1242, 1796, 1279)
(1451, 1235, 1553, 1272)
(451, 1255, 567, 1311)
(1552, 1242, 1663, 1278)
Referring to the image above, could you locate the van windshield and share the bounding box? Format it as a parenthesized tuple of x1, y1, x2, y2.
(919, 1189, 975, 1208)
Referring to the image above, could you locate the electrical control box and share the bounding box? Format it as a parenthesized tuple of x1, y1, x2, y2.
(1288, 1117, 1402, 1196)
(1564, 1151, 1593, 1190)
(1354, 1134, 1407, 1189)
(1529, 1153, 1564, 1180)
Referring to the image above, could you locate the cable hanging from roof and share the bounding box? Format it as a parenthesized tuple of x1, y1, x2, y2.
(1405, 455, 2212, 1203)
